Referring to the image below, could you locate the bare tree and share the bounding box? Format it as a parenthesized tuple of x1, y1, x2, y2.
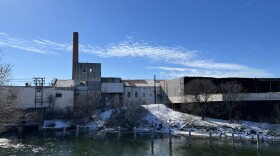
(0, 52, 32, 132)
(106, 102, 148, 130)
(75, 91, 103, 123)
(0, 87, 24, 130)
(220, 82, 244, 123)
(0, 52, 12, 85)
(185, 79, 217, 120)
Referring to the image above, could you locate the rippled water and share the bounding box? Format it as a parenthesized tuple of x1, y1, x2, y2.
(0, 130, 280, 155)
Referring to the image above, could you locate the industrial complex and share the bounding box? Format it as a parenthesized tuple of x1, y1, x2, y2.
(2, 32, 280, 121)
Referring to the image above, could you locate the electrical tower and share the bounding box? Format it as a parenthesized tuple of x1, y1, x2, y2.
(33, 77, 45, 107)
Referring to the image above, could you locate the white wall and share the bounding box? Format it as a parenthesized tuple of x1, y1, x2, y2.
(1, 86, 74, 113)
(124, 86, 161, 105)
(53, 89, 74, 112)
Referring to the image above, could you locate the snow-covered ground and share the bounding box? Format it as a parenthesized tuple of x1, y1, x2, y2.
(141, 104, 280, 141)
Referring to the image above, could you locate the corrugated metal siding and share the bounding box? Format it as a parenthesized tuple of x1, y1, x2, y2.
(164, 77, 184, 97)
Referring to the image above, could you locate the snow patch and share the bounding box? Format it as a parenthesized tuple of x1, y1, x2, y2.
(100, 109, 113, 121)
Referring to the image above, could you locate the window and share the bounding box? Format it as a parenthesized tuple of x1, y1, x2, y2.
(143, 93, 145, 97)
(56, 93, 62, 97)
(127, 92, 131, 98)
(135, 92, 138, 98)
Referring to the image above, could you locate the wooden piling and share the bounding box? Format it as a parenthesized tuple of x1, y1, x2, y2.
(103, 126, 107, 140)
(219, 133, 222, 141)
(151, 140, 154, 155)
(188, 131, 192, 146)
(169, 128, 172, 145)
(151, 127, 154, 143)
(63, 126, 66, 137)
(17, 124, 23, 137)
(76, 125, 79, 138)
(257, 132, 260, 150)
(209, 132, 212, 148)
(169, 137, 173, 156)
(38, 125, 43, 131)
(18, 124, 23, 133)
(133, 127, 136, 141)
(232, 133, 235, 149)
(118, 126, 121, 141)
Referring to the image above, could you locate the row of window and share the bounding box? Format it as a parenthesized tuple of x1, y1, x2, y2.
(127, 92, 146, 98)
(82, 68, 94, 72)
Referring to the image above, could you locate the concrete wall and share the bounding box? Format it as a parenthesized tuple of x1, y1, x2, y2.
(237, 92, 280, 101)
(73, 63, 101, 82)
(124, 86, 161, 105)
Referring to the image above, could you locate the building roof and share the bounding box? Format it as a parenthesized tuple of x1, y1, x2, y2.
(123, 80, 163, 87)
(54, 79, 75, 88)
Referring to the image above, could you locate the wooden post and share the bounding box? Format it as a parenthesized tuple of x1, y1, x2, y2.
(76, 125, 79, 138)
(209, 132, 212, 148)
(18, 124, 23, 133)
(103, 126, 107, 140)
(151, 141, 154, 155)
(219, 133, 222, 141)
(118, 126, 121, 141)
(134, 127, 136, 141)
(257, 132, 260, 150)
(63, 126, 66, 137)
(169, 136, 173, 156)
(89, 129, 92, 139)
(188, 131, 192, 146)
(17, 124, 23, 137)
(38, 125, 43, 137)
(151, 127, 154, 143)
(169, 128, 172, 145)
(232, 133, 235, 149)
(38, 125, 43, 131)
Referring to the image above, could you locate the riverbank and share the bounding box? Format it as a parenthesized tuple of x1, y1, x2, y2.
(43, 104, 280, 142)
(140, 104, 280, 142)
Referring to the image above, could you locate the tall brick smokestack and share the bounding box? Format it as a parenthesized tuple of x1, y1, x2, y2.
(72, 32, 79, 80)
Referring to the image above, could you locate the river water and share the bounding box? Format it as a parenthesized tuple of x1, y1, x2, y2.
(0, 130, 279, 156)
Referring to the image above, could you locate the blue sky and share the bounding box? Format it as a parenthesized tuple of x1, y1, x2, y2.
(0, 0, 280, 85)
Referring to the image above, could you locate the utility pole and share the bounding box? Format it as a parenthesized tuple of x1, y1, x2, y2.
(154, 75, 159, 111)
(33, 77, 45, 107)
(154, 74, 156, 104)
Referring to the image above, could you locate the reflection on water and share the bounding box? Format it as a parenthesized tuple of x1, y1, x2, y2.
(0, 130, 280, 156)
